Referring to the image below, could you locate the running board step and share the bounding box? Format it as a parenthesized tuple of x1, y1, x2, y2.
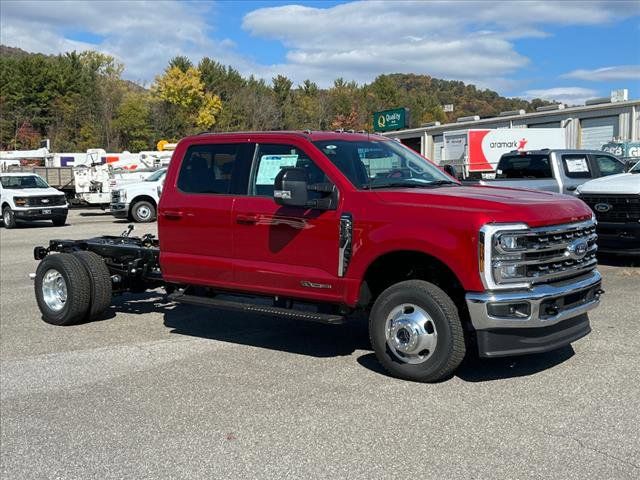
(168, 292, 346, 325)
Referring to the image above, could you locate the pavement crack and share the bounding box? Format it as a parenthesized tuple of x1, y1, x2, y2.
(542, 429, 639, 470)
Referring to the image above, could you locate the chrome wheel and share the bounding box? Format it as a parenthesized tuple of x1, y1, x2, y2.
(385, 303, 438, 364)
(42, 269, 67, 312)
(3, 209, 10, 224)
(135, 204, 151, 221)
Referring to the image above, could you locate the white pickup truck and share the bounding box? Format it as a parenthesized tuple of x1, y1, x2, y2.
(109, 168, 166, 222)
(577, 160, 640, 255)
(0, 173, 68, 228)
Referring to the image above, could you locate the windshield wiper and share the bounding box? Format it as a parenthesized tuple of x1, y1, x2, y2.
(425, 180, 459, 186)
(362, 182, 431, 190)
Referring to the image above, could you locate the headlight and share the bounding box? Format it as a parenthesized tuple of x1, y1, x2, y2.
(479, 223, 530, 290)
(14, 197, 27, 206)
(115, 190, 126, 201)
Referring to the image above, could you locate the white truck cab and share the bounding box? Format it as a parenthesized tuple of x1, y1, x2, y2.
(110, 168, 167, 222)
(577, 161, 640, 254)
(0, 173, 68, 228)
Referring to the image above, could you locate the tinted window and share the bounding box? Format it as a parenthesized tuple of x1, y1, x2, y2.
(496, 154, 552, 179)
(562, 155, 592, 179)
(251, 144, 325, 197)
(0, 175, 49, 188)
(177, 143, 253, 194)
(594, 155, 624, 176)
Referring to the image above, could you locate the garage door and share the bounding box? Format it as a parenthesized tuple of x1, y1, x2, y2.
(432, 135, 443, 163)
(581, 116, 618, 149)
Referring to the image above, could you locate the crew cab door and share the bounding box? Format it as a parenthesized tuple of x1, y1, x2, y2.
(158, 140, 254, 286)
(232, 141, 346, 303)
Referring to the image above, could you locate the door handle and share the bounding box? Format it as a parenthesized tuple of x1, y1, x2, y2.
(162, 210, 184, 220)
(236, 214, 258, 225)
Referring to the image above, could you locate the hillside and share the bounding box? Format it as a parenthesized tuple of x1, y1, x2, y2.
(0, 45, 551, 151)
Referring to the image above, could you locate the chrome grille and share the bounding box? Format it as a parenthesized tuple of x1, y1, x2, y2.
(111, 191, 121, 203)
(493, 220, 597, 285)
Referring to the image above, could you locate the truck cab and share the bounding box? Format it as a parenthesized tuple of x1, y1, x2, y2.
(482, 149, 625, 194)
(31, 132, 604, 382)
(1, 173, 68, 228)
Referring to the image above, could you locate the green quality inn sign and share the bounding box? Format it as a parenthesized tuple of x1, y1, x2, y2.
(373, 108, 410, 132)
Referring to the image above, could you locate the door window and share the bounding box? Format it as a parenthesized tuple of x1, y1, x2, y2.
(177, 143, 254, 195)
(594, 155, 624, 177)
(562, 155, 592, 179)
(251, 143, 326, 197)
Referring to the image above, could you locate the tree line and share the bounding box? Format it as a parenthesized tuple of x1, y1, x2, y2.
(0, 46, 551, 152)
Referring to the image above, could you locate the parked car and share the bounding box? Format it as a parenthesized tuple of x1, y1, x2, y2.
(110, 168, 167, 222)
(30, 131, 603, 382)
(475, 149, 626, 194)
(577, 160, 640, 255)
(1, 173, 68, 228)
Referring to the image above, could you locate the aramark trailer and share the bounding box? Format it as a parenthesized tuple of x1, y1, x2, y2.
(439, 128, 566, 178)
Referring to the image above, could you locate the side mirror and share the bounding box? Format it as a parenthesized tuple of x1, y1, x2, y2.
(274, 167, 309, 207)
(443, 164, 457, 178)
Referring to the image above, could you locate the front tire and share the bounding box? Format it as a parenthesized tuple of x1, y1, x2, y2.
(35, 254, 91, 325)
(369, 280, 466, 382)
(131, 200, 156, 223)
(52, 215, 67, 226)
(2, 206, 16, 228)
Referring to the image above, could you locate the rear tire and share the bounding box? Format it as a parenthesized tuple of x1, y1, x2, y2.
(35, 254, 91, 325)
(72, 251, 112, 321)
(131, 200, 156, 223)
(52, 215, 67, 226)
(369, 280, 466, 382)
(2, 206, 16, 228)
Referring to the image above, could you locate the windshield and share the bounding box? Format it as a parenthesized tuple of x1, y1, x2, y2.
(0, 175, 49, 189)
(312, 139, 457, 189)
(145, 169, 167, 182)
(630, 161, 640, 173)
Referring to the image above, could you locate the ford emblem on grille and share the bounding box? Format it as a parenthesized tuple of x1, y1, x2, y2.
(41, 199, 49, 203)
(567, 239, 588, 259)
(594, 203, 611, 213)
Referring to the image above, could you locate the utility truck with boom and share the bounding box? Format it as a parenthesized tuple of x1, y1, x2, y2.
(30, 131, 603, 382)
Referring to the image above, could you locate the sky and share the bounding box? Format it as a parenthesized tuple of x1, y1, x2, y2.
(1, 0, 639, 105)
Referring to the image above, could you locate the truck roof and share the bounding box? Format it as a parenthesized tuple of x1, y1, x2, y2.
(187, 130, 387, 143)
(503, 148, 614, 156)
(0, 172, 39, 177)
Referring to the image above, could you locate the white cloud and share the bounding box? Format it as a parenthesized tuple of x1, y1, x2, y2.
(522, 87, 599, 106)
(562, 65, 640, 82)
(242, 0, 640, 88)
(0, 0, 244, 84)
(1, 0, 639, 94)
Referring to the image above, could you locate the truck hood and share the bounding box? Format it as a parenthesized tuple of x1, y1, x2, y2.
(373, 184, 592, 227)
(576, 173, 640, 195)
(4, 187, 64, 197)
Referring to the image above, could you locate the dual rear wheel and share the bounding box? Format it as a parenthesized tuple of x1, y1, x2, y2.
(35, 252, 112, 325)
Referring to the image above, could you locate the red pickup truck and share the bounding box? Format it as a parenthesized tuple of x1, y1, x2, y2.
(32, 131, 603, 382)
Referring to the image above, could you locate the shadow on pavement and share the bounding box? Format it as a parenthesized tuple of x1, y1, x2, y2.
(163, 304, 370, 358)
(356, 345, 575, 383)
(105, 292, 576, 380)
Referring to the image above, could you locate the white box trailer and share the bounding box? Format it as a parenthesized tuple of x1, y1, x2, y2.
(441, 128, 566, 178)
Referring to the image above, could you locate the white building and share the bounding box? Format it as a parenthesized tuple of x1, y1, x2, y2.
(385, 97, 640, 163)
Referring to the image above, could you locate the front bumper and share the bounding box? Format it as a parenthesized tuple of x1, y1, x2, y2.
(110, 202, 129, 218)
(595, 221, 640, 255)
(14, 207, 68, 220)
(466, 270, 602, 357)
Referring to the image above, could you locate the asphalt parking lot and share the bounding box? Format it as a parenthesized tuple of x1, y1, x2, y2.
(1, 209, 639, 479)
